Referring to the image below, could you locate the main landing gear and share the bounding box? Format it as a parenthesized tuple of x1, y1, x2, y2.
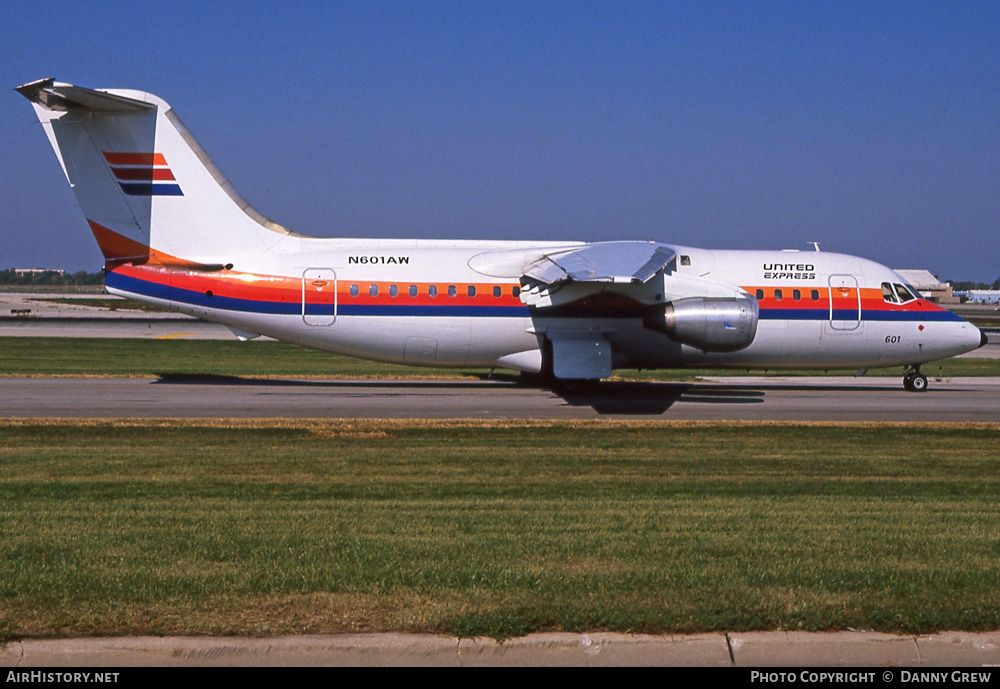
(903, 367, 928, 392)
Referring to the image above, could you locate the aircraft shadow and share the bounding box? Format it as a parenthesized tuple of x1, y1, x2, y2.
(151, 374, 767, 415)
(150, 372, 519, 390)
(150, 373, 907, 417)
(553, 381, 765, 415)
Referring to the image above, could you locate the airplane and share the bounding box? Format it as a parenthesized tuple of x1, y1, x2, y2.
(17, 78, 987, 392)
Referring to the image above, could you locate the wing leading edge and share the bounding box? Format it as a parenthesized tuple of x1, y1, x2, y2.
(519, 241, 675, 309)
(522, 241, 675, 285)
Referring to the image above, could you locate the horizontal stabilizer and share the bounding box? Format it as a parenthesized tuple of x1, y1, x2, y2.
(16, 78, 154, 113)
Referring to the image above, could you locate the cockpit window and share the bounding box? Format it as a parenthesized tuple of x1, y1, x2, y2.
(883, 281, 918, 304)
(881, 282, 899, 304)
(894, 283, 918, 303)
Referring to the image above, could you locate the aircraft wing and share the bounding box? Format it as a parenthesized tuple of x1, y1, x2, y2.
(516, 242, 676, 379)
(514, 241, 759, 379)
(520, 241, 674, 308)
(522, 241, 674, 285)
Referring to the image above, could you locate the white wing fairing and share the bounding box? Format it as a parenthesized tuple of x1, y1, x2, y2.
(18, 78, 987, 390)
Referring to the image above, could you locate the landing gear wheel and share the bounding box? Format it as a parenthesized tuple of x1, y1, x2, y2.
(903, 371, 928, 392)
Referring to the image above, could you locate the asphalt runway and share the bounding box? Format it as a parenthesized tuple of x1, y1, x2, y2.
(1, 315, 237, 339)
(3, 375, 999, 421)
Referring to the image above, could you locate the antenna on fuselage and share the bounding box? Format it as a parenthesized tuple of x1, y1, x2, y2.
(809, 242, 821, 252)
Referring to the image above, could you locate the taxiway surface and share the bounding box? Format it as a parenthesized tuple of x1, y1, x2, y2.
(3, 376, 999, 421)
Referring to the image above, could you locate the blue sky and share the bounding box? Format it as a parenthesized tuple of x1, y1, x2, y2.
(2, 0, 997, 281)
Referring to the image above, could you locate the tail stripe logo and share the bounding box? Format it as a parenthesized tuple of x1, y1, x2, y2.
(103, 152, 183, 196)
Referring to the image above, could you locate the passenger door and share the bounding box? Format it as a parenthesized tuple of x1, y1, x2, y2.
(828, 274, 860, 331)
(302, 268, 337, 326)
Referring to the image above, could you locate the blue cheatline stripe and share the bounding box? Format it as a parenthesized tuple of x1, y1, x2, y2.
(863, 310, 964, 322)
(759, 308, 834, 321)
(106, 273, 964, 322)
(107, 271, 299, 314)
(119, 183, 183, 196)
(338, 304, 529, 317)
(758, 308, 964, 323)
(106, 271, 531, 318)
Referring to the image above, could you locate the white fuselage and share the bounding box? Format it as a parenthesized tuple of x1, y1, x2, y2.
(105, 238, 984, 375)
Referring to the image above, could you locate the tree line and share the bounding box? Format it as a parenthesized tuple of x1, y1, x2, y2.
(948, 279, 1000, 291)
(0, 269, 104, 286)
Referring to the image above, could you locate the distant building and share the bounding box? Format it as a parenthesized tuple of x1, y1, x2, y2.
(957, 290, 1000, 305)
(893, 269, 960, 304)
(13, 268, 65, 276)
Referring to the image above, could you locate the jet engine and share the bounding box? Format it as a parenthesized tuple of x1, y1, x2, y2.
(644, 295, 759, 352)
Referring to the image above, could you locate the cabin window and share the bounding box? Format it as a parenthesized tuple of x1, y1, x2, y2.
(512, 286, 520, 298)
(793, 289, 801, 301)
(493, 286, 501, 298)
(389, 285, 398, 297)
(349, 284, 359, 297)
(428, 285, 438, 298)
(467, 286, 476, 298)
(680, 255, 691, 266)
(448, 285, 457, 298)
(811, 289, 820, 301)
(409, 285, 417, 297)
(755, 289, 764, 301)
(774, 289, 783, 301)
(369, 284, 378, 297)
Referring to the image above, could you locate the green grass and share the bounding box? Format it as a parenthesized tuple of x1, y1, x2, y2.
(1, 419, 999, 640)
(0, 337, 486, 378)
(1, 337, 997, 379)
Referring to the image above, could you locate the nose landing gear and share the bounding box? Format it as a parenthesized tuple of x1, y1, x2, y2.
(903, 367, 928, 392)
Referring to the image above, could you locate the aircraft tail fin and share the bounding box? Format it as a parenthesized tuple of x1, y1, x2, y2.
(17, 78, 299, 267)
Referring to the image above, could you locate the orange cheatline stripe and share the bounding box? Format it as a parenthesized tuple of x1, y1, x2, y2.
(102, 152, 168, 166)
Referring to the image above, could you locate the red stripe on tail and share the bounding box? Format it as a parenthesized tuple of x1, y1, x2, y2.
(102, 152, 168, 166)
